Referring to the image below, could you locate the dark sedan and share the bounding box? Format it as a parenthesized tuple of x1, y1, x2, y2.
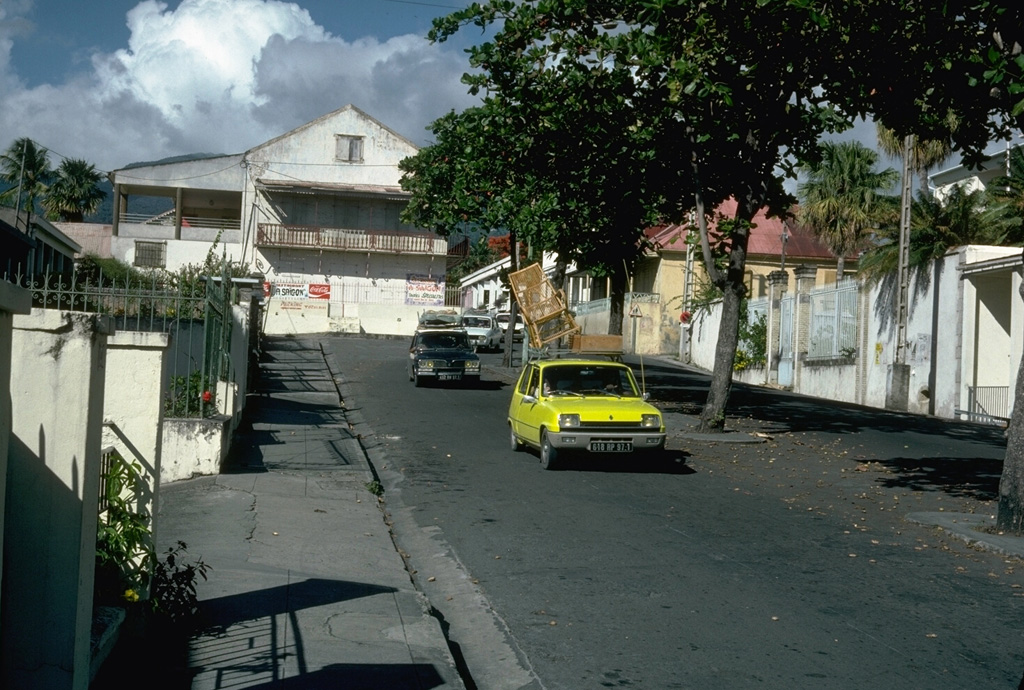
(408, 328, 482, 387)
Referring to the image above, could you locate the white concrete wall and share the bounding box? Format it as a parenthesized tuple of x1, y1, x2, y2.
(102, 331, 168, 557)
(0, 282, 31, 632)
(160, 416, 231, 483)
(111, 234, 244, 272)
(687, 302, 722, 370)
(5, 310, 112, 690)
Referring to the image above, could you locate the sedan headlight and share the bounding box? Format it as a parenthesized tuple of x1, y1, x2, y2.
(558, 413, 581, 428)
(420, 360, 437, 370)
(464, 360, 481, 371)
(641, 414, 661, 428)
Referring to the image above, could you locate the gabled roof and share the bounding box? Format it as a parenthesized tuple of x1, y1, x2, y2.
(247, 103, 419, 157)
(649, 199, 844, 261)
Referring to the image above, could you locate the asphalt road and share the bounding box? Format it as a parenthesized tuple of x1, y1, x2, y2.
(328, 335, 1023, 690)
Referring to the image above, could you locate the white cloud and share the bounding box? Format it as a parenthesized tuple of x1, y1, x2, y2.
(0, 0, 479, 171)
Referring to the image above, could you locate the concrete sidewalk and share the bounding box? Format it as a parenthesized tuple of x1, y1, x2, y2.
(155, 337, 464, 689)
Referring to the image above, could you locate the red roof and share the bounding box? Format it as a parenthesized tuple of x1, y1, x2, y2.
(649, 200, 845, 261)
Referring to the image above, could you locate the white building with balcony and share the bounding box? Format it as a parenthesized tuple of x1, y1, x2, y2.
(108, 104, 450, 336)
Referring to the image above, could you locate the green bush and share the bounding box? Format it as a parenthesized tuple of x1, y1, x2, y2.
(734, 308, 768, 371)
(95, 455, 210, 625)
(165, 370, 218, 418)
(95, 454, 153, 605)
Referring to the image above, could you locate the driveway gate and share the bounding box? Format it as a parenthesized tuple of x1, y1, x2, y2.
(778, 295, 794, 387)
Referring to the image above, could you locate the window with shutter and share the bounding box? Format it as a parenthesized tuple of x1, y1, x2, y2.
(335, 135, 364, 163)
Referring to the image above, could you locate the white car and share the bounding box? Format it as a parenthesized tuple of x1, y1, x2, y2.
(460, 314, 502, 352)
(495, 312, 525, 343)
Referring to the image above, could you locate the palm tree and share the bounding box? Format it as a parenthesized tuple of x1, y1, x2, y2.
(44, 158, 106, 222)
(876, 118, 956, 191)
(797, 140, 899, 277)
(857, 184, 1021, 279)
(0, 138, 53, 219)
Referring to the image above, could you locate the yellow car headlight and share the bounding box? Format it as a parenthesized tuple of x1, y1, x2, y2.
(558, 413, 581, 428)
(641, 414, 661, 428)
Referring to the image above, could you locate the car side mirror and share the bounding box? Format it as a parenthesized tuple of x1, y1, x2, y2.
(642, 392, 650, 401)
(523, 394, 538, 404)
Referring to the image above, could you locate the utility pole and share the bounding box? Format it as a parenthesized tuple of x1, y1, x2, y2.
(14, 139, 27, 232)
(887, 133, 914, 411)
(895, 134, 913, 366)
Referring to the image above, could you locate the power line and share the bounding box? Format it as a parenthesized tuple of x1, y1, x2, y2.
(379, 0, 466, 10)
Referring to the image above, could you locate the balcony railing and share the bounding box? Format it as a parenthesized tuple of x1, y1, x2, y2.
(257, 223, 448, 256)
(119, 212, 241, 231)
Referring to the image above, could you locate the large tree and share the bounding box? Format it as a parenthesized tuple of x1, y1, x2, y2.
(44, 158, 106, 222)
(401, 68, 669, 341)
(416, 0, 1023, 438)
(798, 141, 898, 277)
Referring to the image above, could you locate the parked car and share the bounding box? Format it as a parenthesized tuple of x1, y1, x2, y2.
(408, 328, 481, 387)
(418, 309, 461, 329)
(495, 312, 525, 343)
(460, 313, 502, 352)
(507, 358, 666, 469)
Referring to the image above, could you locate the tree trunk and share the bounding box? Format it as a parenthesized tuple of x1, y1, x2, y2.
(699, 283, 743, 431)
(698, 200, 755, 432)
(997, 266, 1024, 532)
(608, 268, 627, 336)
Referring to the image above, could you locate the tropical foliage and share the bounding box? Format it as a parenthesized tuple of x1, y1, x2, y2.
(0, 138, 52, 215)
(0, 138, 105, 222)
(858, 185, 1022, 280)
(44, 158, 106, 222)
(798, 141, 898, 276)
(875, 119, 957, 193)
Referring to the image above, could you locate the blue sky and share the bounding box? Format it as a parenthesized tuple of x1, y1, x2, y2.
(1, 0, 484, 171)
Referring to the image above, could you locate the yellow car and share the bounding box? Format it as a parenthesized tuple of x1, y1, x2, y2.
(508, 358, 666, 469)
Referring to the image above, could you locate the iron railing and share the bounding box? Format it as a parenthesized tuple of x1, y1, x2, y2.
(119, 212, 241, 231)
(3, 265, 248, 419)
(807, 279, 859, 359)
(963, 385, 1010, 424)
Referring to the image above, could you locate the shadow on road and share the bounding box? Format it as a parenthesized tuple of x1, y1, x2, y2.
(536, 449, 695, 475)
(874, 455, 1003, 501)
(638, 361, 1006, 446)
(634, 360, 1007, 502)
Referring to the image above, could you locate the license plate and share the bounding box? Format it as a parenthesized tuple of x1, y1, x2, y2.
(590, 441, 632, 452)
(439, 373, 461, 381)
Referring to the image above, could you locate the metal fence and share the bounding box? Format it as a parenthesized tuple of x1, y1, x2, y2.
(807, 279, 859, 360)
(964, 385, 1011, 424)
(4, 265, 239, 419)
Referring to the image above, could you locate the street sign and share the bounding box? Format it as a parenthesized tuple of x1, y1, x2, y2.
(628, 304, 642, 317)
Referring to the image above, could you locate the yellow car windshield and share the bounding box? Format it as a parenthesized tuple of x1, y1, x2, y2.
(541, 365, 638, 397)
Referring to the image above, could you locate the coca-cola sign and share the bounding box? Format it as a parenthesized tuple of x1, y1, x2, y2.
(269, 282, 331, 300)
(308, 283, 331, 299)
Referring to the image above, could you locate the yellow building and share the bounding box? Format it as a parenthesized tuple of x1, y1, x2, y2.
(626, 200, 849, 355)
